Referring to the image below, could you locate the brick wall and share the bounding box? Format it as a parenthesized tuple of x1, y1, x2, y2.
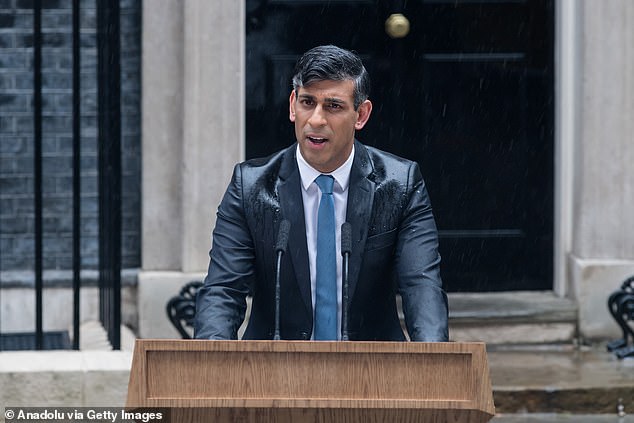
(0, 0, 141, 275)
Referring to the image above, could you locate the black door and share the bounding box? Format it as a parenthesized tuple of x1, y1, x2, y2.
(245, 0, 554, 292)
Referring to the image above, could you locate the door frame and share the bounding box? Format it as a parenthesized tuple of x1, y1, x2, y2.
(554, 0, 576, 296)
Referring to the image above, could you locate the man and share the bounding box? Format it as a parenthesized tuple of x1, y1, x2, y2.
(194, 45, 448, 342)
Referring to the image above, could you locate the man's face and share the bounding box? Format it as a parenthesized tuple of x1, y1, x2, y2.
(289, 79, 372, 173)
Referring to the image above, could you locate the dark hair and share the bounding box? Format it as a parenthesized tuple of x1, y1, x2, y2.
(292, 45, 370, 110)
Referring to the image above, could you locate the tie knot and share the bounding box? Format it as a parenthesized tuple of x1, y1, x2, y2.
(315, 174, 334, 194)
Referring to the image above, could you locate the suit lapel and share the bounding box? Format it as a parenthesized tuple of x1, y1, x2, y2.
(275, 142, 375, 315)
(277, 146, 313, 314)
(346, 142, 375, 300)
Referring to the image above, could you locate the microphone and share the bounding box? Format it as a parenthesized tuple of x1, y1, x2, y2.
(341, 222, 352, 341)
(273, 220, 291, 340)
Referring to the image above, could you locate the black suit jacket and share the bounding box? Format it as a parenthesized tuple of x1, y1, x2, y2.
(194, 141, 448, 341)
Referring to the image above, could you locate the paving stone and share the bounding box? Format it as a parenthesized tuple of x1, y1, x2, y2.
(490, 345, 634, 414)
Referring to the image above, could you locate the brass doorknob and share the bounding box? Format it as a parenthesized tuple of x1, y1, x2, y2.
(385, 13, 410, 39)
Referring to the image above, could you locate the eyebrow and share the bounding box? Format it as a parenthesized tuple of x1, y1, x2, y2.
(298, 94, 346, 105)
(325, 97, 345, 105)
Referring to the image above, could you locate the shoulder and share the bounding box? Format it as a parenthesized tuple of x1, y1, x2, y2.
(356, 142, 421, 186)
(234, 144, 296, 186)
(239, 144, 293, 173)
(364, 143, 416, 169)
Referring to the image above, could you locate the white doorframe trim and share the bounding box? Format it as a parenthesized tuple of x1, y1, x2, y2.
(554, 0, 578, 297)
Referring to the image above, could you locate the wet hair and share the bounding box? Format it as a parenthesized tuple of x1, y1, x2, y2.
(292, 45, 370, 110)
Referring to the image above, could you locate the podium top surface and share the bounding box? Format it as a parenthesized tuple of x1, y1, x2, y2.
(134, 338, 487, 353)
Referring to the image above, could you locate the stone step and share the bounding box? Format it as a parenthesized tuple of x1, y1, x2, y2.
(78, 320, 136, 351)
(488, 344, 634, 414)
(448, 291, 578, 344)
(492, 414, 633, 422)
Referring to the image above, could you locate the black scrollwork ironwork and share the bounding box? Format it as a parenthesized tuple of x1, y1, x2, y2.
(607, 276, 634, 359)
(166, 281, 203, 339)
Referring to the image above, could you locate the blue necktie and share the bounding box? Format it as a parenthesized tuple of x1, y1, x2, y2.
(314, 174, 337, 340)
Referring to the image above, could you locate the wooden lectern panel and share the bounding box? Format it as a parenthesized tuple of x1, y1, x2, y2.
(127, 340, 495, 423)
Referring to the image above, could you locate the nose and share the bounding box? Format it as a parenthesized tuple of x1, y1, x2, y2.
(307, 105, 327, 127)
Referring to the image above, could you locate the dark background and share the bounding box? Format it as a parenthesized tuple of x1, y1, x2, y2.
(245, 0, 554, 293)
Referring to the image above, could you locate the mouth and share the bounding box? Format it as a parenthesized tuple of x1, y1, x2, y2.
(307, 135, 328, 145)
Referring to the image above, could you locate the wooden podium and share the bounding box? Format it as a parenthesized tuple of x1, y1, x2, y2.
(126, 339, 495, 423)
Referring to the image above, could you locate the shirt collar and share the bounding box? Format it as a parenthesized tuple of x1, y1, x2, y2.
(296, 143, 354, 192)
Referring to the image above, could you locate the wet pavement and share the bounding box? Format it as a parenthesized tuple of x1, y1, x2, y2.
(487, 343, 634, 417)
(492, 414, 634, 422)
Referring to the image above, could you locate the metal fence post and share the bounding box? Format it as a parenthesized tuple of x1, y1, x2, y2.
(97, 0, 122, 350)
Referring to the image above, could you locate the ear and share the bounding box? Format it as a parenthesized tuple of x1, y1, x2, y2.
(289, 90, 296, 122)
(354, 100, 372, 130)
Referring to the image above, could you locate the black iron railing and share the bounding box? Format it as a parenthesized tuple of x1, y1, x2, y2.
(33, 0, 44, 350)
(0, 0, 123, 351)
(97, 0, 122, 351)
(607, 276, 634, 359)
(72, 0, 82, 351)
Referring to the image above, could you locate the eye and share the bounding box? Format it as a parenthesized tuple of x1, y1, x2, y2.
(300, 99, 314, 106)
(327, 103, 342, 110)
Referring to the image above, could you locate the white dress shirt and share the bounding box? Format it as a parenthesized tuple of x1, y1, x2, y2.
(296, 144, 354, 340)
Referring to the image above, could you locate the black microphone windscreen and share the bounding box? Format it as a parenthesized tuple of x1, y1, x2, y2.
(341, 222, 352, 255)
(275, 220, 291, 254)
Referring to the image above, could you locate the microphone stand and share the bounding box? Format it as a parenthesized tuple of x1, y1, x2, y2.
(274, 220, 290, 340)
(341, 222, 352, 341)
